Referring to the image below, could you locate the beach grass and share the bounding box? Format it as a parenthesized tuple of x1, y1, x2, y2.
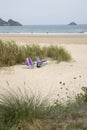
(0, 87, 87, 130)
(0, 88, 49, 130)
(0, 40, 72, 66)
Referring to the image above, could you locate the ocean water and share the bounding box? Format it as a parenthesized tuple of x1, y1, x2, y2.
(0, 25, 87, 34)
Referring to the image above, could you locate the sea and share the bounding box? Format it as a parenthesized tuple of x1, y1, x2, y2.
(0, 25, 87, 34)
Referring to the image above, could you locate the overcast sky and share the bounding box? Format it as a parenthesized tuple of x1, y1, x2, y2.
(0, 0, 87, 25)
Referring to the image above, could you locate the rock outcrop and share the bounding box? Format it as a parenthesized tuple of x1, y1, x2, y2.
(68, 22, 77, 25)
(0, 18, 7, 26)
(0, 18, 22, 26)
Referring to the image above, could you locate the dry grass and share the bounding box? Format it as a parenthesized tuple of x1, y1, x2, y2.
(0, 40, 72, 67)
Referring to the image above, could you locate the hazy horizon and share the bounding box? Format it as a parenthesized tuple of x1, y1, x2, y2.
(0, 0, 87, 25)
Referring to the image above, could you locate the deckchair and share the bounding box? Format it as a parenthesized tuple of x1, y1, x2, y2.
(26, 57, 35, 68)
(36, 57, 47, 67)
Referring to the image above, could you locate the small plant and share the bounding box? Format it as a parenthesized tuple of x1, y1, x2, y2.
(76, 86, 87, 103)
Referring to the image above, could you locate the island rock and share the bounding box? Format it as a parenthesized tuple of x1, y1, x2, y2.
(68, 22, 77, 25)
(0, 18, 22, 26)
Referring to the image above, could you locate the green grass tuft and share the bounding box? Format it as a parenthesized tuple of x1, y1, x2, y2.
(0, 87, 87, 129)
(0, 40, 72, 66)
(0, 88, 49, 130)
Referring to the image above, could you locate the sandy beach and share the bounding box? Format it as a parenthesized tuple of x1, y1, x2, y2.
(0, 33, 87, 45)
(0, 34, 87, 103)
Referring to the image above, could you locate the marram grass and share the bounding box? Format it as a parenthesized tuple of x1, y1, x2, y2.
(0, 87, 87, 130)
(0, 40, 72, 66)
(0, 88, 49, 130)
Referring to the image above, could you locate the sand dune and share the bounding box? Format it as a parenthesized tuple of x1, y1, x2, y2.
(0, 34, 87, 103)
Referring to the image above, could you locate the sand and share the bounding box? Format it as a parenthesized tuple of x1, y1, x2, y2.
(0, 34, 87, 103)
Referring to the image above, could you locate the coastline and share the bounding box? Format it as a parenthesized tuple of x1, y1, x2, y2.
(0, 32, 87, 35)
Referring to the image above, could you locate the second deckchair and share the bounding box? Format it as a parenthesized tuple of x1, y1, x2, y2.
(36, 57, 47, 67)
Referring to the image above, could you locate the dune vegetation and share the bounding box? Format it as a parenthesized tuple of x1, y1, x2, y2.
(1, 40, 87, 129)
(0, 40, 71, 67)
(0, 87, 87, 130)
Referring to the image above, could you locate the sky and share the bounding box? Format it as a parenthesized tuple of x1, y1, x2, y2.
(0, 0, 87, 25)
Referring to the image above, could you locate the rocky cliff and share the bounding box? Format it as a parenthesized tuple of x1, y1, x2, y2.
(0, 18, 22, 26)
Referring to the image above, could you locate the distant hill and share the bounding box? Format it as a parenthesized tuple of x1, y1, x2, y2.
(0, 18, 22, 26)
(68, 22, 77, 25)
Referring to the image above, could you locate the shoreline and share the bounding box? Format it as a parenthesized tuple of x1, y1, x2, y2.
(0, 32, 87, 35)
